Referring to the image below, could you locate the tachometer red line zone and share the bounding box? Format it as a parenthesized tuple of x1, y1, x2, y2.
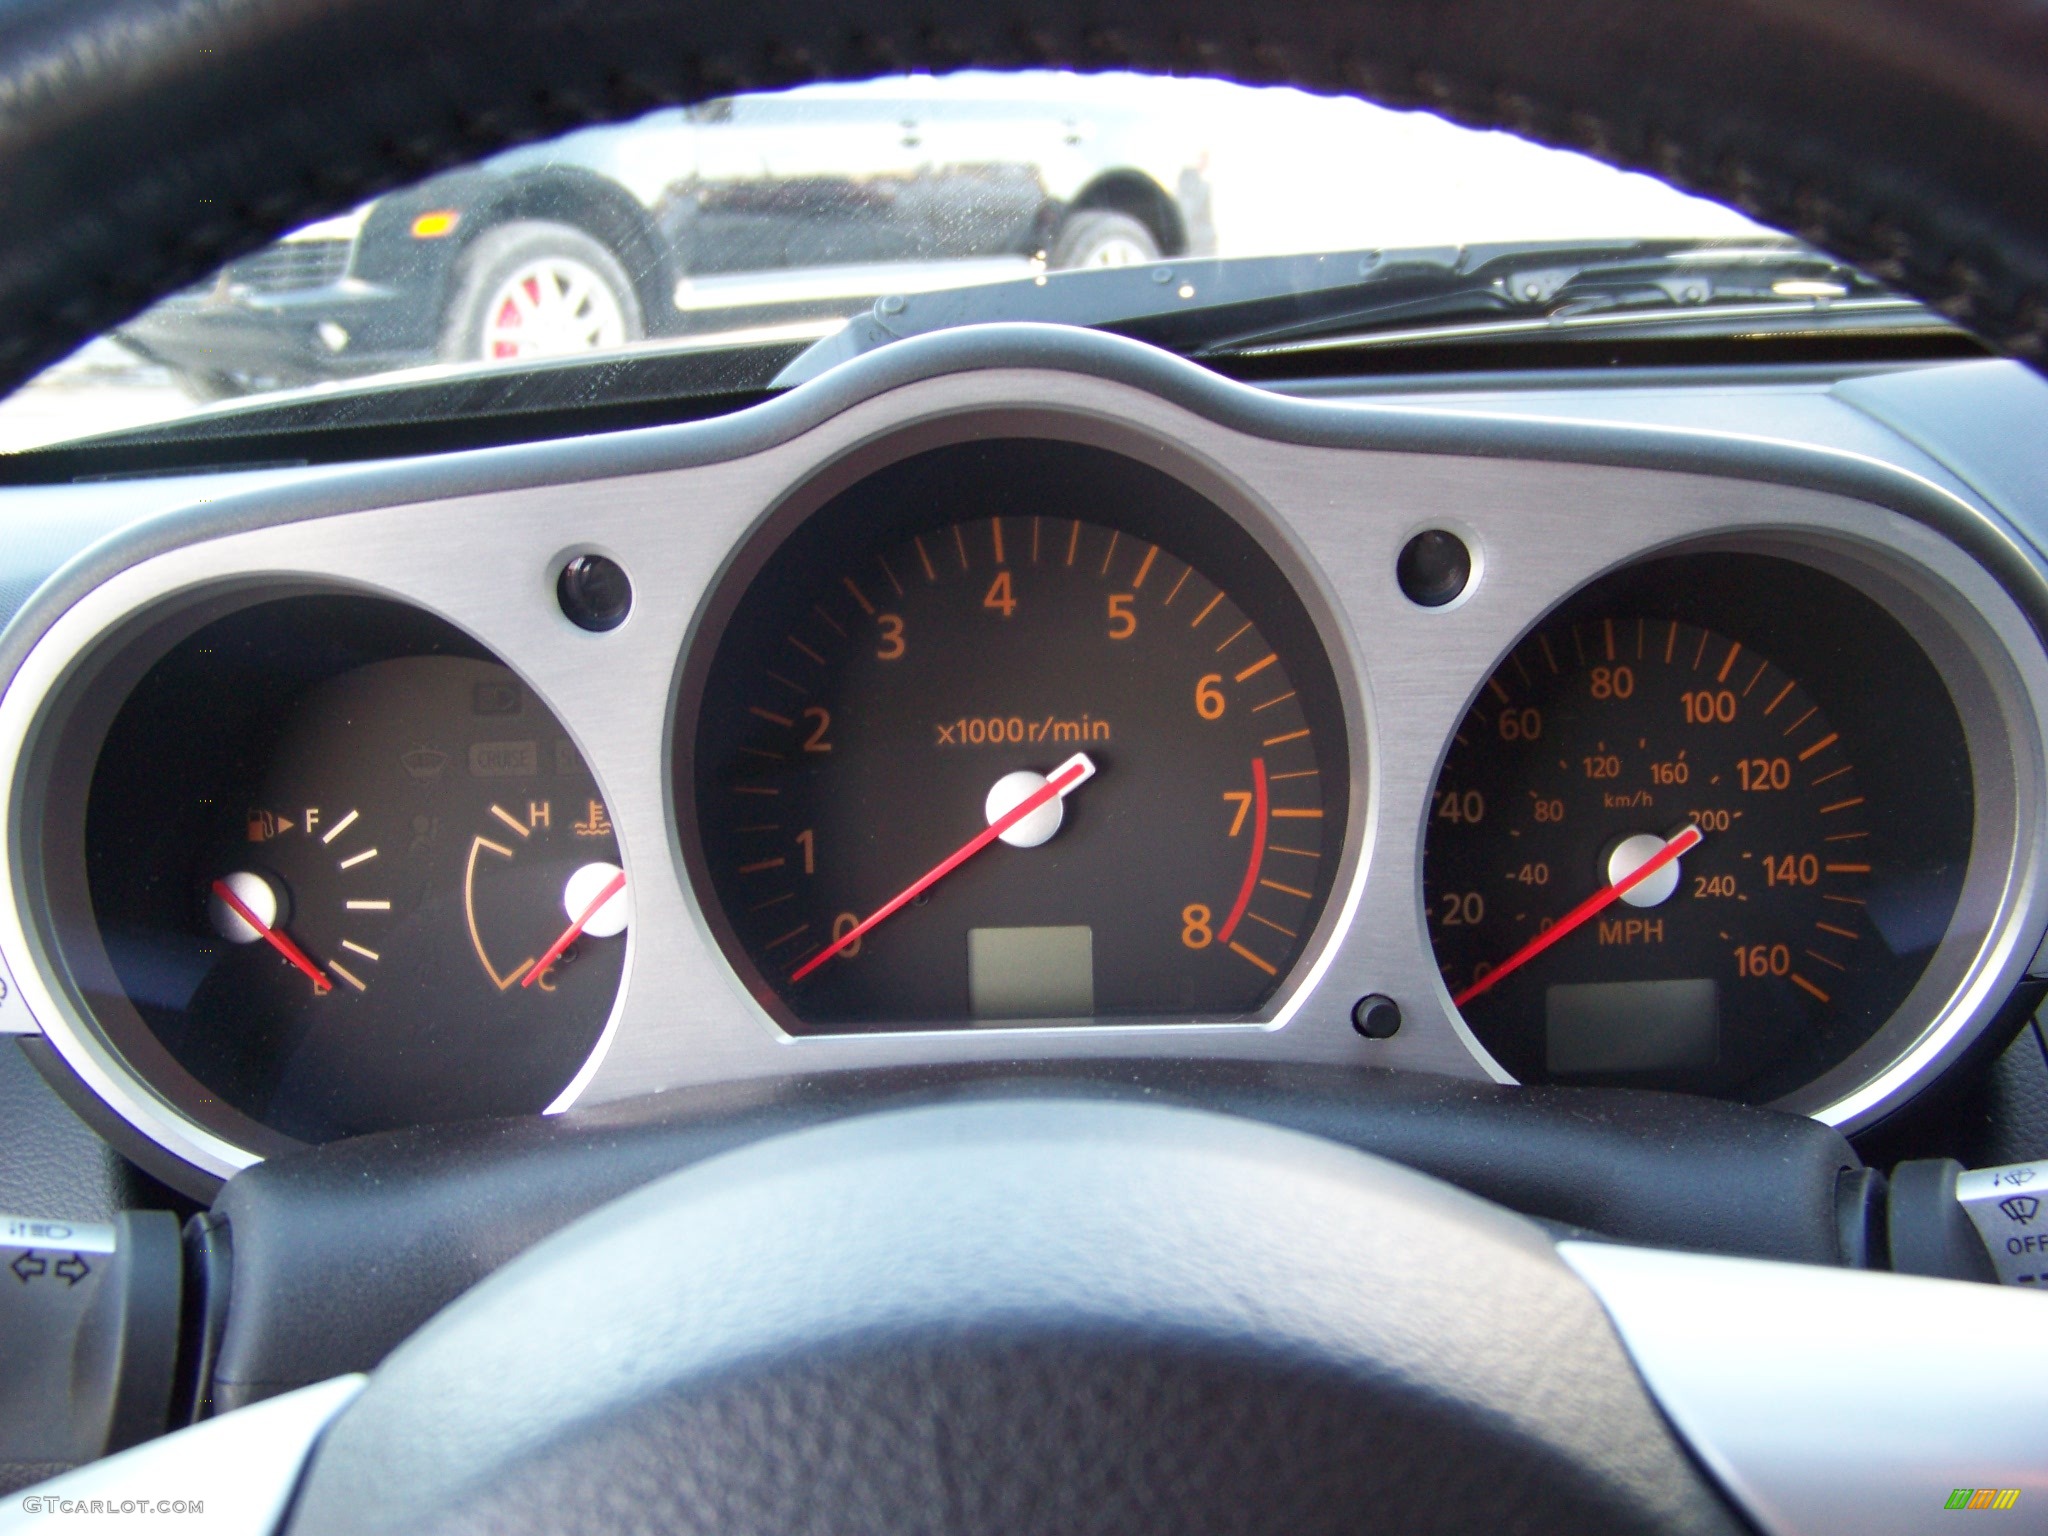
(1216, 757, 1269, 945)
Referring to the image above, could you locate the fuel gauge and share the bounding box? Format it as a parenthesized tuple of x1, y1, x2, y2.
(207, 800, 394, 996)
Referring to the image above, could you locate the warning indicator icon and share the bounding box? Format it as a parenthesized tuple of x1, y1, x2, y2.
(247, 809, 295, 842)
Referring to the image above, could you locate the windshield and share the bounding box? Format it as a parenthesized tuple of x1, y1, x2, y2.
(0, 71, 1875, 454)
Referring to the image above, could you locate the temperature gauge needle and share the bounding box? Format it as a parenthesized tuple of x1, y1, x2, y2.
(1452, 823, 1703, 1008)
(790, 752, 1097, 983)
(522, 869, 628, 988)
(209, 878, 332, 993)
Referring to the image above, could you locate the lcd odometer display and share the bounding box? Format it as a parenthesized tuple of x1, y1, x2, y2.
(686, 438, 1350, 1032)
(1424, 552, 1973, 1104)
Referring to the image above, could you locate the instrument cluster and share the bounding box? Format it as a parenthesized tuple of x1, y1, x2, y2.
(75, 598, 625, 1151)
(1, 334, 2043, 1188)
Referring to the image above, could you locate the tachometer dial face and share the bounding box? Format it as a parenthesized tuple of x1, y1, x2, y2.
(688, 438, 1351, 1032)
(84, 602, 627, 1144)
(1424, 553, 1973, 1103)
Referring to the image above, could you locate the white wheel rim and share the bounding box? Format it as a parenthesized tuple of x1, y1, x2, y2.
(1074, 235, 1153, 267)
(482, 257, 627, 360)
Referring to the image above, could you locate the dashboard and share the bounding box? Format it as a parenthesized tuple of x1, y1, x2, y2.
(3, 325, 2048, 1193)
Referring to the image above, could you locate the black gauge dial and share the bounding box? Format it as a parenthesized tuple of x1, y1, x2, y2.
(1425, 553, 1973, 1103)
(81, 599, 625, 1144)
(688, 438, 1350, 1032)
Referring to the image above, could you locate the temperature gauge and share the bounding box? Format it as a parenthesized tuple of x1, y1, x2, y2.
(463, 796, 628, 993)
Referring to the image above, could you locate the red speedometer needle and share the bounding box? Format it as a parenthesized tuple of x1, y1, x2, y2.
(790, 751, 1098, 983)
(209, 878, 331, 993)
(1451, 823, 1703, 1008)
(522, 869, 628, 987)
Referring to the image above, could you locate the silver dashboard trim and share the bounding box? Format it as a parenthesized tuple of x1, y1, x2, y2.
(664, 405, 1376, 1042)
(2, 327, 2046, 1182)
(0, 1374, 366, 1535)
(1560, 1241, 2048, 1536)
(0, 949, 32, 1034)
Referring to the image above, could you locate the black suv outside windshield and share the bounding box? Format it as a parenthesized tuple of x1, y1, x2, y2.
(0, 71, 1974, 470)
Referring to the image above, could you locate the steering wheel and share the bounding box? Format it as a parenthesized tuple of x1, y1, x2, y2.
(7, 2, 2048, 1533)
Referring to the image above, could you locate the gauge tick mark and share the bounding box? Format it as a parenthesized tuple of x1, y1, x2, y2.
(1215, 620, 1253, 654)
(1797, 732, 1839, 761)
(1235, 653, 1279, 684)
(1228, 941, 1278, 976)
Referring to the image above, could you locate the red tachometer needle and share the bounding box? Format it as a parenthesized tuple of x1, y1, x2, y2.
(522, 869, 628, 988)
(1451, 823, 1703, 1008)
(790, 752, 1098, 983)
(210, 878, 331, 993)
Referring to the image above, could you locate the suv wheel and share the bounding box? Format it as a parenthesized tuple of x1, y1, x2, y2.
(440, 220, 644, 363)
(1050, 210, 1163, 268)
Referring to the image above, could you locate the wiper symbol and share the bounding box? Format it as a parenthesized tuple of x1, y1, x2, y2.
(1999, 1194, 2039, 1225)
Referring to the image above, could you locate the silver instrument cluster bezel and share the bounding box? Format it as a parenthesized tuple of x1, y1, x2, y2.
(668, 406, 1374, 1040)
(0, 326, 2044, 1186)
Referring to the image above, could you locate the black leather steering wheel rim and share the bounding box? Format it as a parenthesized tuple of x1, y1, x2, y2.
(281, 1101, 1746, 1536)
(2, 0, 2047, 397)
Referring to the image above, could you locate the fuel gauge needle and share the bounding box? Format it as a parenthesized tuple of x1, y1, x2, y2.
(209, 878, 332, 993)
(522, 869, 628, 987)
(1452, 823, 1702, 1008)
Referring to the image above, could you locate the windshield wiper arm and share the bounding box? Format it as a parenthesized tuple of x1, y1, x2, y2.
(773, 239, 1917, 385)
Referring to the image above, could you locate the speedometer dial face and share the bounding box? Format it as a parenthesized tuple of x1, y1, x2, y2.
(1425, 552, 1974, 1104)
(687, 438, 1351, 1032)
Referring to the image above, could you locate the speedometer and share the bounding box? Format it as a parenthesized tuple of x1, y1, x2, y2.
(683, 435, 1352, 1032)
(1425, 551, 1974, 1104)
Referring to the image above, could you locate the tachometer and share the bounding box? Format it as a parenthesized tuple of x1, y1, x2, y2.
(685, 436, 1352, 1032)
(1425, 552, 1973, 1104)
